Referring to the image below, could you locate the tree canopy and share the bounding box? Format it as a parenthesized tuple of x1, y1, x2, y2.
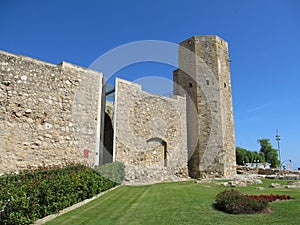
(236, 139, 279, 168)
(236, 147, 264, 165)
(258, 139, 279, 168)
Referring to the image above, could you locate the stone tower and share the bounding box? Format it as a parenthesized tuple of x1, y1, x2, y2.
(174, 36, 236, 178)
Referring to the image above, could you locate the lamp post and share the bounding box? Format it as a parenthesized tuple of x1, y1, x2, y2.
(281, 159, 292, 170)
(275, 129, 282, 169)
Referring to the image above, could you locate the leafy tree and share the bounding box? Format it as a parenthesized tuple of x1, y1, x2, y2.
(258, 139, 279, 168)
(236, 147, 247, 165)
(236, 147, 264, 165)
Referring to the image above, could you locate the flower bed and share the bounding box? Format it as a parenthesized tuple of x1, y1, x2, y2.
(215, 190, 269, 214)
(215, 190, 293, 214)
(246, 194, 292, 202)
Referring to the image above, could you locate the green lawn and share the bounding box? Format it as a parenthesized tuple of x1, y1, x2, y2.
(46, 179, 300, 225)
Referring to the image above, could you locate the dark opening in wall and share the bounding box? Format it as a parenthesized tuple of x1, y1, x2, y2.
(103, 112, 114, 164)
(188, 82, 193, 88)
(206, 80, 209, 86)
(224, 83, 227, 88)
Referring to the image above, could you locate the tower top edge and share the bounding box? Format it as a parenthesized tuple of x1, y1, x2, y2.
(179, 35, 228, 46)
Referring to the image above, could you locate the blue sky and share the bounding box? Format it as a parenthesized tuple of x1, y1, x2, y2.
(1, 0, 300, 169)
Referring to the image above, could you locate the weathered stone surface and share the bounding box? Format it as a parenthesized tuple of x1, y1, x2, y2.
(114, 79, 188, 184)
(220, 175, 262, 187)
(174, 36, 236, 178)
(269, 183, 282, 188)
(269, 182, 300, 189)
(266, 174, 300, 180)
(0, 50, 105, 174)
(0, 35, 237, 184)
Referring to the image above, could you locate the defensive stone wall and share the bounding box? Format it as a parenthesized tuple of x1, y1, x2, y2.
(0, 50, 104, 174)
(114, 78, 188, 184)
(174, 36, 236, 178)
(0, 34, 237, 183)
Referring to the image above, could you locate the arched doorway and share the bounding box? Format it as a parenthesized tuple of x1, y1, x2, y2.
(146, 137, 167, 167)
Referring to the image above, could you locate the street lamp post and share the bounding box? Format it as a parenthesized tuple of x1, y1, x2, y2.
(281, 159, 292, 170)
(275, 129, 282, 169)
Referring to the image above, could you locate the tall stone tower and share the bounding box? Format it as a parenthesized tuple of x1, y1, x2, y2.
(174, 36, 236, 178)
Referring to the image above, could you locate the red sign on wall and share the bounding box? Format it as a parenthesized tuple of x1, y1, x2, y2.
(84, 149, 89, 158)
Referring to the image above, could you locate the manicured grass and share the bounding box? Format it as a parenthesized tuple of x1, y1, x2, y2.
(46, 179, 300, 225)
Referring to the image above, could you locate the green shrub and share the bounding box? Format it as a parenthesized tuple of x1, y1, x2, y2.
(0, 163, 117, 225)
(94, 161, 125, 184)
(215, 189, 269, 214)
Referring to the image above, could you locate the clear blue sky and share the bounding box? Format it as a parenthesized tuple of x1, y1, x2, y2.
(1, 0, 300, 169)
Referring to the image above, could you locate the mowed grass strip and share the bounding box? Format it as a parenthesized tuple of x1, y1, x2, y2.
(46, 180, 300, 225)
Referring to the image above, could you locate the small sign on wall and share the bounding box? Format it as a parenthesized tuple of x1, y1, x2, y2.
(84, 149, 89, 158)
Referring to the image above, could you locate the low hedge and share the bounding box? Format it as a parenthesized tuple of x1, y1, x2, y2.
(0, 163, 121, 225)
(215, 189, 269, 214)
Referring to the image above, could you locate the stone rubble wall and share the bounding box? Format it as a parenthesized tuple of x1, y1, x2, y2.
(0, 50, 104, 174)
(0, 35, 237, 184)
(174, 36, 236, 178)
(114, 78, 188, 184)
(237, 165, 300, 176)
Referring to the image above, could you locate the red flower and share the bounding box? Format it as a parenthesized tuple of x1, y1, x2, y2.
(245, 194, 292, 202)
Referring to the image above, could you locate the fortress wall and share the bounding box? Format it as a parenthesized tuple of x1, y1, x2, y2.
(0, 34, 236, 182)
(0, 50, 104, 173)
(114, 78, 188, 184)
(175, 36, 236, 178)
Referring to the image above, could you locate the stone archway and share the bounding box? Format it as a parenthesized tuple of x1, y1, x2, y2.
(146, 137, 167, 167)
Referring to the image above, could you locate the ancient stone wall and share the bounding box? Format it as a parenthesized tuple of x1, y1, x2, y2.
(114, 78, 188, 184)
(174, 36, 236, 178)
(0, 34, 236, 183)
(0, 50, 104, 174)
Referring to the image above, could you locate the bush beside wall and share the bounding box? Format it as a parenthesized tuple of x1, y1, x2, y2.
(0, 163, 122, 225)
(94, 161, 125, 184)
